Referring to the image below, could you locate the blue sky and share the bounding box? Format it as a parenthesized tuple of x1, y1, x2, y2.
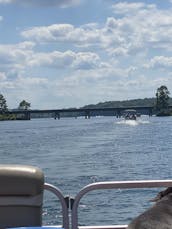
(1, 0, 172, 109)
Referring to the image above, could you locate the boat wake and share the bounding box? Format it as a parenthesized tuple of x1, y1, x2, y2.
(116, 119, 150, 126)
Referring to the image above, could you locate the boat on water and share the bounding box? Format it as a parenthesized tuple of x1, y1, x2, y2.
(123, 109, 137, 120)
(2, 164, 172, 229)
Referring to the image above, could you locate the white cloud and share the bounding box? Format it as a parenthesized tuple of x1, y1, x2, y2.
(21, 23, 101, 47)
(0, 0, 81, 8)
(20, 2, 172, 57)
(105, 3, 172, 57)
(72, 52, 101, 69)
(0, 42, 36, 87)
(22, 24, 75, 42)
(0, 76, 47, 89)
(0, 42, 35, 69)
(28, 50, 102, 70)
(0, 72, 6, 80)
(112, 2, 152, 15)
(146, 56, 172, 69)
(16, 76, 48, 87)
(0, 40, 104, 88)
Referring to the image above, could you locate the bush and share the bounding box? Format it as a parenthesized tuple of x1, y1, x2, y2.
(0, 114, 17, 120)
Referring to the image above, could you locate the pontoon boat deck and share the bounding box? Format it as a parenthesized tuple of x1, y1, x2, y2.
(1, 165, 172, 229)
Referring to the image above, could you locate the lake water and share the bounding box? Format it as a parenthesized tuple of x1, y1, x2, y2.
(1, 116, 172, 226)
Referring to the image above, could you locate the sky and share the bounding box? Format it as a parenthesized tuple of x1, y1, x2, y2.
(1, 0, 172, 109)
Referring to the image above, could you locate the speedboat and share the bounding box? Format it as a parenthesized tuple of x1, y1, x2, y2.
(123, 109, 137, 120)
(125, 114, 137, 120)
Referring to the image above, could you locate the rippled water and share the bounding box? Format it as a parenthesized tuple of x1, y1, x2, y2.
(1, 116, 172, 226)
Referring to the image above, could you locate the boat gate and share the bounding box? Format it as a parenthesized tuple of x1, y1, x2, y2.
(45, 179, 172, 229)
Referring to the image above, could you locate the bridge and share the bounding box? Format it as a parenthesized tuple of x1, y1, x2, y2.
(4, 105, 157, 120)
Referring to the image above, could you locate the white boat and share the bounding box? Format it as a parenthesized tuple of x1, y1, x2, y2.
(123, 109, 137, 120)
(2, 165, 172, 229)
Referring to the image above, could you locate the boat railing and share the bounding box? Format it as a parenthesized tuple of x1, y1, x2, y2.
(71, 180, 172, 229)
(44, 183, 70, 229)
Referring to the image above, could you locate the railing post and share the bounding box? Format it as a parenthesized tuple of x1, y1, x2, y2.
(44, 183, 69, 229)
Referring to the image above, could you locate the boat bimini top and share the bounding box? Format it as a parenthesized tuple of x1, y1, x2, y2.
(1, 165, 172, 229)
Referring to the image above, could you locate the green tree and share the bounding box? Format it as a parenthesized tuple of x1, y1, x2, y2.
(0, 94, 8, 113)
(155, 85, 170, 115)
(18, 100, 31, 110)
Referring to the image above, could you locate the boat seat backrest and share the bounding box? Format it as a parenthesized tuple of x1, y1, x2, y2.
(0, 164, 44, 228)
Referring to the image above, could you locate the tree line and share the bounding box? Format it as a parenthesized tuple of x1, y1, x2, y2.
(0, 85, 171, 118)
(0, 94, 30, 120)
(0, 94, 30, 113)
(83, 85, 172, 116)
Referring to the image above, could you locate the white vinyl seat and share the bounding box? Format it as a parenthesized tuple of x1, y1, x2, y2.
(0, 164, 44, 228)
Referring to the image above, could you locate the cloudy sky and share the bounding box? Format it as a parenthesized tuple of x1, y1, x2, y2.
(0, 0, 172, 109)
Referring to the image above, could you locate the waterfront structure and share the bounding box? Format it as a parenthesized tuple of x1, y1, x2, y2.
(3, 105, 157, 120)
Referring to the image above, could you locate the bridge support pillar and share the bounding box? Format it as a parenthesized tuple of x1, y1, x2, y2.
(116, 110, 121, 118)
(85, 111, 90, 119)
(24, 112, 30, 120)
(149, 108, 153, 117)
(54, 112, 60, 120)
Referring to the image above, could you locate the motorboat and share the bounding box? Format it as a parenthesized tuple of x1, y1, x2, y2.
(123, 109, 137, 120)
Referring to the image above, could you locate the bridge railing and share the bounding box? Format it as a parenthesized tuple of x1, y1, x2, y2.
(6, 106, 155, 119)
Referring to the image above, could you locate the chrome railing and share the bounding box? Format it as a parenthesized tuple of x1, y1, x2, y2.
(44, 183, 69, 229)
(71, 180, 172, 229)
